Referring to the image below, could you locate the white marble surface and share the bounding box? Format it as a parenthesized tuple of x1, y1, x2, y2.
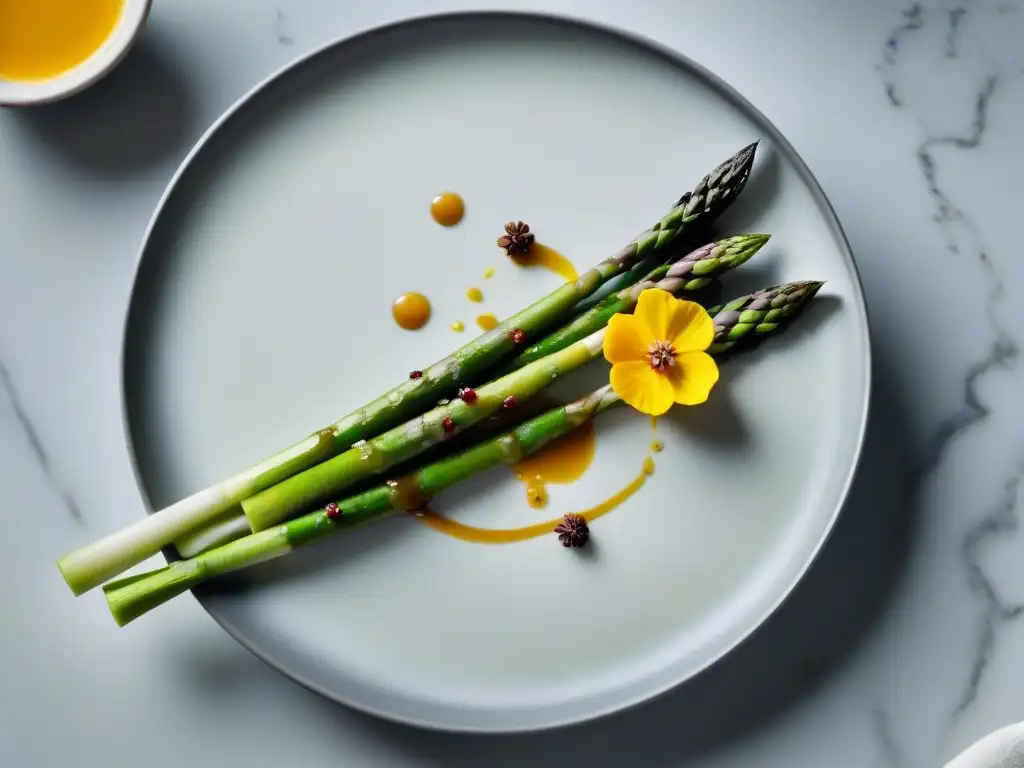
(1, 0, 1021, 765)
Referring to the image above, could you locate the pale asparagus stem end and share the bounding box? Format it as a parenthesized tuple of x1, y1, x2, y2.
(174, 515, 253, 558)
(57, 486, 232, 596)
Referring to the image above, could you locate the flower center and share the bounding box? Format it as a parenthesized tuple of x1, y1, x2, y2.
(647, 340, 677, 372)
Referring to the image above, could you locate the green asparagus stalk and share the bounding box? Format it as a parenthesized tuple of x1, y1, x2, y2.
(240, 330, 608, 532)
(104, 385, 623, 626)
(566, 199, 713, 314)
(56, 142, 758, 596)
(239, 238, 775, 534)
(176, 249, 697, 556)
(103, 281, 826, 626)
(707, 280, 824, 354)
(509, 234, 770, 369)
(168, 234, 769, 555)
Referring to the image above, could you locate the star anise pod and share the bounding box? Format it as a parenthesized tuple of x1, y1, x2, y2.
(497, 221, 535, 256)
(554, 514, 589, 548)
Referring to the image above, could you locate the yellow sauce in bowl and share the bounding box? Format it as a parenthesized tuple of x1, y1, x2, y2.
(0, 0, 124, 81)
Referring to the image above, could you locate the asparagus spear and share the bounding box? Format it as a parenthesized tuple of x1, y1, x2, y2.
(708, 280, 824, 353)
(174, 250, 690, 557)
(103, 281, 825, 626)
(170, 234, 771, 554)
(104, 385, 623, 626)
(56, 142, 758, 596)
(509, 234, 770, 369)
(240, 330, 607, 531)
(565, 195, 711, 314)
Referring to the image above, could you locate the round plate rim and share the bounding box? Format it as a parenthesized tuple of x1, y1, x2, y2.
(119, 9, 873, 734)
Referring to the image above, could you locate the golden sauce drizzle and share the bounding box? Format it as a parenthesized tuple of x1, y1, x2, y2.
(514, 419, 597, 509)
(0, 0, 123, 81)
(483, 267, 496, 279)
(650, 440, 664, 453)
(476, 313, 499, 331)
(451, 320, 465, 333)
(387, 476, 427, 512)
(391, 292, 431, 330)
(430, 193, 465, 227)
(416, 460, 652, 544)
(510, 243, 578, 282)
(466, 287, 484, 303)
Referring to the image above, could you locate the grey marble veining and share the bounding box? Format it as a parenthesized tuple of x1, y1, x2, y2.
(0, 359, 83, 524)
(956, 463, 1024, 716)
(871, 2, 1024, 763)
(2, 1, 1024, 766)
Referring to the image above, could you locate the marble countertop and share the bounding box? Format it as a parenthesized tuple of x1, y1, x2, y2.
(2, 0, 1022, 765)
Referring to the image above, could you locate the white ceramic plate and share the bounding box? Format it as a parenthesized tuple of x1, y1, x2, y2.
(122, 12, 870, 732)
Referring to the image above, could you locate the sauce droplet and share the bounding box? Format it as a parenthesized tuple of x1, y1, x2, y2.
(430, 192, 465, 227)
(483, 267, 495, 279)
(387, 476, 427, 512)
(513, 409, 596, 508)
(451, 320, 465, 332)
(466, 287, 484, 303)
(414, 460, 650, 544)
(392, 292, 431, 330)
(476, 313, 499, 331)
(650, 440, 664, 453)
(525, 479, 549, 509)
(509, 243, 578, 282)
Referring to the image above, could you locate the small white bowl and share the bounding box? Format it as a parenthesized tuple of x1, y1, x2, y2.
(0, 0, 152, 107)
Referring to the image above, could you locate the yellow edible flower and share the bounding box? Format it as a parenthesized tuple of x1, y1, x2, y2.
(603, 289, 719, 416)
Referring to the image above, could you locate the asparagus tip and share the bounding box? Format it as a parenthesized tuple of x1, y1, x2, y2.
(736, 140, 759, 167)
(715, 141, 758, 182)
(721, 233, 771, 269)
(797, 280, 826, 299)
(690, 141, 760, 221)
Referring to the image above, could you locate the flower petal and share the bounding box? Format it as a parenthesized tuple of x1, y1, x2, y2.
(668, 352, 720, 405)
(633, 288, 679, 341)
(635, 289, 714, 353)
(610, 361, 676, 416)
(667, 302, 715, 354)
(603, 313, 649, 364)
